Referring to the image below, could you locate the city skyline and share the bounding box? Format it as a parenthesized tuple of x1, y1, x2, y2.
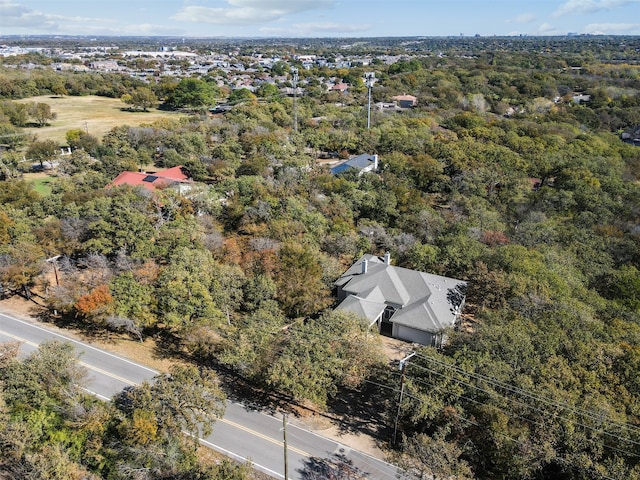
(1, 0, 640, 38)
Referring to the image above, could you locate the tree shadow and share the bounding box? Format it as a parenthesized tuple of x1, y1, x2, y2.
(297, 454, 368, 479)
(325, 374, 395, 448)
(148, 327, 398, 446)
(29, 302, 115, 343)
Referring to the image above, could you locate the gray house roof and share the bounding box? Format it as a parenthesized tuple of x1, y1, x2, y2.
(330, 154, 378, 175)
(335, 254, 466, 334)
(337, 294, 386, 327)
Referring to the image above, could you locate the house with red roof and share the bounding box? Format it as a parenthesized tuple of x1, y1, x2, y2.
(108, 166, 192, 192)
(391, 94, 418, 108)
(330, 82, 349, 94)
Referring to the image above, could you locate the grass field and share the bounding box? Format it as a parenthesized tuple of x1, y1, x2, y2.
(30, 175, 54, 195)
(16, 95, 186, 145)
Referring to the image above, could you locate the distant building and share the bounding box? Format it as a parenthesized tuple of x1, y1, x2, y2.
(391, 94, 418, 108)
(89, 60, 122, 71)
(330, 82, 349, 94)
(572, 93, 591, 104)
(108, 165, 192, 192)
(621, 126, 640, 147)
(330, 154, 378, 175)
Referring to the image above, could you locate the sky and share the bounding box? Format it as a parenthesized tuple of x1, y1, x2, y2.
(1, 0, 640, 38)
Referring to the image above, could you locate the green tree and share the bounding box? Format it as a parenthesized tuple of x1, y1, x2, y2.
(155, 247, 222, 330)
(396, 429, 474, 480)
(275, 243, 332, 317)
(228, 87, 257, 105)
(26, 139, 59, 167)
(122, 87, 158, 111)
(266, 310, 384, 407)
(166, 78, 218, 110)
(51, 82, 67, 97)
(115, 364, 225, 441)
(0, 242, 45, 298)
(0, 122, 27, 150)
(28, 102, 57, 127)
(1, 101, 29, 126)
(1, 340, 87, 408)
(256, 82, 280, 100)
(65, 129, 99, 154)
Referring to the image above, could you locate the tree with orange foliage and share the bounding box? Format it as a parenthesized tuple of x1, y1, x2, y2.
(74, 284, 114, 323)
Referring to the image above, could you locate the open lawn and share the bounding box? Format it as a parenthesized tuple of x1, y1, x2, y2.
(16, 95, 186, 145)
(29, 175, 54, 195)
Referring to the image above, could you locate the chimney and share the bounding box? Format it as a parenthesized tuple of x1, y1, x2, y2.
(372, 154, 379, 171)
(384, 252, 391, 265)
(361, 259, 368, 274)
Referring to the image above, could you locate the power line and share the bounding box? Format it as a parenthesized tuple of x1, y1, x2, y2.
(412, 352, 640, 437)
(406, 370, 640, 460)
(404, 356, 640, 456)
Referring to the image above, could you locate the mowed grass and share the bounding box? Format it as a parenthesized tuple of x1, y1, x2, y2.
(16, 95, 185, 145)
(30, 175, 54, 195)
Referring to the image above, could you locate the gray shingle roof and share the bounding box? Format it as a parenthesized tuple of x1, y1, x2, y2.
(335, 254, 467, 333)
(336, 295, 386, 327)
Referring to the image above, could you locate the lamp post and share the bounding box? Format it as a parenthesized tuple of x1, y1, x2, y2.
(291, 67, 299, 133)
(393, 351, 416, 445)
(365, 72, 375, 129)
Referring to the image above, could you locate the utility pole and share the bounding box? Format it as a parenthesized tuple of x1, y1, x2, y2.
(45, 255, 62, 286)
(393, 351, 415, 445)
(365, 72, 375, 129)
(291, 67, 299, 133)
(282, 414, 289, 480)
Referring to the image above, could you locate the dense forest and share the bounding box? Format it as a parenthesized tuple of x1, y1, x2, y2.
(1, 36, 640, 479)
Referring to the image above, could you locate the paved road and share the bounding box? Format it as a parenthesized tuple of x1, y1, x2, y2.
(0, 311, 402, 479)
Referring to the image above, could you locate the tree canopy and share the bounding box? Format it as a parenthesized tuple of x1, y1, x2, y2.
(1, 35, 640, 479)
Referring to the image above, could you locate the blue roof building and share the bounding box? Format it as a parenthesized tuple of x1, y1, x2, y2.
(330, 154, 378, 175)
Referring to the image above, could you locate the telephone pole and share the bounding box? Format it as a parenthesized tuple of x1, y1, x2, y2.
(282, 414, 289, 480)
(393, 351, 415, 445)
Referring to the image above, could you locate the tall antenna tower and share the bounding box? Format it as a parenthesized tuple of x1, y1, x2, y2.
(365, 72, 375, 129)
(291, 67, 299, 133)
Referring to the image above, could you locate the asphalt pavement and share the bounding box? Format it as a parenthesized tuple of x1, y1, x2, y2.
(0, 311, 403, 479)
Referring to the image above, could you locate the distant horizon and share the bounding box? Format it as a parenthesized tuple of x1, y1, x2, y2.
(2, 33, 639, 41)
(2, 1, 640, 38)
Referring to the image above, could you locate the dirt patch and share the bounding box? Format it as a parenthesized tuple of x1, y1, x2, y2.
(0, 294, 175, 372)
(379, 335, 416, 362)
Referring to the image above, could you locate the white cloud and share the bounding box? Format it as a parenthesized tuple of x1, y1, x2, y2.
(583, 22, 640, 33)
(0, 0, 180, 35)
(260, 21, 371, 36)
(0, 0, 110, 32)
(172, 0, 335, 26)
(538, 22, 559, 33)
(553, 0, 640, 17)
(511, 12, 536, 24)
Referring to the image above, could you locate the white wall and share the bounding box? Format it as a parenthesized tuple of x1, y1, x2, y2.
(393, 324, 437, 346)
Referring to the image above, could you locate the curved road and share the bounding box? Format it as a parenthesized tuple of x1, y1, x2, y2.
(0, 311, 403, 479)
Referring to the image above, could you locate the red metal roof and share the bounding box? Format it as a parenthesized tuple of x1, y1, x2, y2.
(109, 166, 191, 191)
